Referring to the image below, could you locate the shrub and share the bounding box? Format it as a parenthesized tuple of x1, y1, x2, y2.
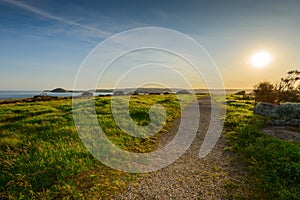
(253, 81, 278, 104)
(253, 70, 300, 104)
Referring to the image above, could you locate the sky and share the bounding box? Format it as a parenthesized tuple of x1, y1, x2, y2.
(0, 0, 299, 90)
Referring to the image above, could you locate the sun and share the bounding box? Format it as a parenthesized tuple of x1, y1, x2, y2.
(251, 51, 272, 67)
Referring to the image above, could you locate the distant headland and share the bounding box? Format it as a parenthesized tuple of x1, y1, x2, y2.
(44, 87, 252, 94)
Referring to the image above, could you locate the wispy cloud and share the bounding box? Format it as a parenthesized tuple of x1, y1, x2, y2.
(1, 0, 111, 39)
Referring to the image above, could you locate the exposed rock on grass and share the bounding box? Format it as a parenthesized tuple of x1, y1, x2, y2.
(254, 102, 300, 127)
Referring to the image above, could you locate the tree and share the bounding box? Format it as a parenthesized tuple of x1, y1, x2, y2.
(275, 70, 300, 102)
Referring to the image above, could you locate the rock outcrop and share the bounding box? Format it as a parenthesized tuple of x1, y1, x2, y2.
(113, 91, 125, 96)
(254, 102, 279, 118)
(254, 102, 300, 127)
(80, 91, 93, 97)
(234, 90, 246, 95)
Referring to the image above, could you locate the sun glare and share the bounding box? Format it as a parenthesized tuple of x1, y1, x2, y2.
(251, 51, 271, 67)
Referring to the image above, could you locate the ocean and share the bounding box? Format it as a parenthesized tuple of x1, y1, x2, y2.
(0, 89, 252, 100)
(0, 91, 111, 100)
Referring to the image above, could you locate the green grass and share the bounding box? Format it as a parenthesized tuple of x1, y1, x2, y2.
(0, 94, 199, 199)
(224, 95, 300, 199)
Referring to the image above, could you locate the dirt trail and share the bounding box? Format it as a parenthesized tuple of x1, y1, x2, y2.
(114, 97, 235, 199)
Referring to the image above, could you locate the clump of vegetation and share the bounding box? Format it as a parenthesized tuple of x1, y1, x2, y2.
(225, 95, 300, 199)
(254, 81, 278, 104)
(254, 70, 300, 104)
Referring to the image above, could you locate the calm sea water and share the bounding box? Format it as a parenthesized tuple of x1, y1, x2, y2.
(0, 89, 252, 100)
(0, 91, 112, 100)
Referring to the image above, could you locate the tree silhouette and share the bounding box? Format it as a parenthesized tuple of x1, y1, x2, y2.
(276, 70, 300, 102)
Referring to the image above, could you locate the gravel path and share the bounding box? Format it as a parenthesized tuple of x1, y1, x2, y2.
(114, 97, 233, 199)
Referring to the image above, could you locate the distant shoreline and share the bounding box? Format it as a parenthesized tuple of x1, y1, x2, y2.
(45, 87, 253, 93)
(0, 88, 253, 101)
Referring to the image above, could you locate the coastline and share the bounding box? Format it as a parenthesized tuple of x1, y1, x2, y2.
(0, 88, 253, 101)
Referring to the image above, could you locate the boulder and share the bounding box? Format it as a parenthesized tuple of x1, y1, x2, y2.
(254, 102, 279, 118)
(176, 90, 190, 94)
(254, 102, 300, 127)
(277, 103, 300, 120)
(113, 91, 125, 96)
(81, 91, 93, 97)
(234, 90, 246, 95)
(32, 95, 58, 101)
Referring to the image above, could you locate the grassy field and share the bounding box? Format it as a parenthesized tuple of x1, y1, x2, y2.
(224, 95, 300, 199)
(2, 93, 299, 199)
(0, 94, 197, 199)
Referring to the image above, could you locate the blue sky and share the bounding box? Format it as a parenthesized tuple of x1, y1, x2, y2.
(0, 0, 299, 90)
